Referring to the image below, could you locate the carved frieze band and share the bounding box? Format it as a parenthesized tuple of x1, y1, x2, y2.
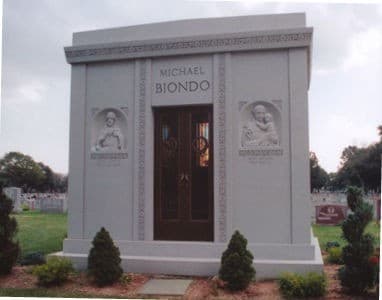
(65, 30, 312, 63)
(137, 60, 146, 240)
(217, 55, 227, 243)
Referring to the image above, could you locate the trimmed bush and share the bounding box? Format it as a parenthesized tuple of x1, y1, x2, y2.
(33, 256, 73, 286)
(325, 241, 340, 251)
(87, 227, 123, 287)
(21, 203, 30, 211)
(219, 230, 255, 291)
(338, 186, 376, 293)
(279, 272, 327, 298)
(20, 252, 46, 266)
(327, 247, 343, 264)
(0, 188, 20, 275)
(346, 186, 363, 211)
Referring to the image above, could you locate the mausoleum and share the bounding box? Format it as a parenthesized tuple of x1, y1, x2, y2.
(58, 13, 323, 278)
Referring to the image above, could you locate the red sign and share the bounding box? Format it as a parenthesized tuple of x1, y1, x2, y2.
(315, 205, 347, 225)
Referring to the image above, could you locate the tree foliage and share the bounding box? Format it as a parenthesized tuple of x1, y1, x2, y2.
(219, 230, 256, 291)
(328, 126, 381, 192)
(310, 152, 330, 192)
(331, 126, 381, 192)
(0, 152, 67, 192)
(339, 186, 376, 293)
(0, 186, 20, 275)
(37, 162, 67, 193)
(0, 152, 45, 192)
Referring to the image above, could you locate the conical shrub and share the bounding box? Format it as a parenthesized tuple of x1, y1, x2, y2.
(219, 230, 255, 290)
(0, 187, 20, 275)
(87, 227, 123, 286)
(339, 186, 377, 293)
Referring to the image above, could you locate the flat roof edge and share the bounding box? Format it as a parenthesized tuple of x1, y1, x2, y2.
(73, 13, 307, 46)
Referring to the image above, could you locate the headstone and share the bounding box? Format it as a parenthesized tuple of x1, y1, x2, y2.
(3, 187, 22, 212)
(38, 193, 68, 213)
(56, 13, 323, 279)
(315, 204, 347, 225)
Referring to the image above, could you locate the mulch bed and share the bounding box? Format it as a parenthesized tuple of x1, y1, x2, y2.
(0, 264, 378, 299)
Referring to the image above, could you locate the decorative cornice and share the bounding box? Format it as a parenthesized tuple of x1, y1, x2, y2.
(65, 28, 312, 64)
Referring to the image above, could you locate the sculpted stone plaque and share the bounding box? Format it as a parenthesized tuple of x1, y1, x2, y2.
(239, 101, 282, 156)
(90, 108, 128, 159)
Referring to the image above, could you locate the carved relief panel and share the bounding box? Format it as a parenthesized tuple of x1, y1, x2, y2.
(90, 107, 128, 159)
(239, 100, 283, 156)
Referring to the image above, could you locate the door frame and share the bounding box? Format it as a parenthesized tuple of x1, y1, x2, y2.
(153, 104, 214, 241)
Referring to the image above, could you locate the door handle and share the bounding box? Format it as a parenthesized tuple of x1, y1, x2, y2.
(179, 173, 185, 184)
(179, 173, 189, 185)
(184, 174, 189, 183)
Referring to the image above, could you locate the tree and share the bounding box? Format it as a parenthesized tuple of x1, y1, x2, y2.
(0, 152, 45, 192)
(219, 230, 256, 291)
(334, 143, 381, 192)
(339, 186, 376, 293)
(310, 152, 329, 192)
(37, 163, 67, 192)
(331, 126, 382, 192)
(0, 186, 20, 275)
(37, 163, 55, 192)
(87, 227, 123, 286)
(54, 174, 68, 193)
(0, 152, 68, 193)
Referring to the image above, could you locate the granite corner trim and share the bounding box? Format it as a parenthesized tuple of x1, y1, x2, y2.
(65, 29, 313, 64)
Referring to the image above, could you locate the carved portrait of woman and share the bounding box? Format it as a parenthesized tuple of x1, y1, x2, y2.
(241, 103, 280, 148)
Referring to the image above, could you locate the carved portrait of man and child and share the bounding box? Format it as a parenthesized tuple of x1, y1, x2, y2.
(241, 103, 280, 148)
(91, 108, 128, 157)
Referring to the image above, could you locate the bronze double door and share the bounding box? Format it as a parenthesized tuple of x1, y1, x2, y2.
(154, 105, 213, 241)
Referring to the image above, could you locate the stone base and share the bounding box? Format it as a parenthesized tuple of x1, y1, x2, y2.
(51, 235, 323, 279)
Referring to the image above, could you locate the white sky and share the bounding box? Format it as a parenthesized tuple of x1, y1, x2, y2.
(1, 1, 381, 174)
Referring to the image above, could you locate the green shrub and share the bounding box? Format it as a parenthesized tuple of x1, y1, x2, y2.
(33, 256, 73, 286)
(303, 272, 327, 297)
(327, 247, 343, 264)
(279, 272, 305, 298)
(339, 186, 377, 293)
(279, 272, 327, 298)
(0, 188, 20, 275)
(325, 241, 340, 251)
(219, 230, 255, 291)
(87, 227, 123, 287)
(346, 186, 363, 211)
(120, 273, 132, 285)
(20, 252, 46, 266)
(21, 203, 30, 211)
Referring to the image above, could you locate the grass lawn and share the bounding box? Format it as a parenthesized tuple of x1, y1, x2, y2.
(11, 211, 380, 257)
(312, 221, 380, 250)
(13, 211, 67, 257)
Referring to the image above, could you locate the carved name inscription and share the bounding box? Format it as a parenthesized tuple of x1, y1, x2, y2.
(154, 65, 210, 95)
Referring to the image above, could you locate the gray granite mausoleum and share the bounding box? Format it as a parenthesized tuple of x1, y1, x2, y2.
(57, 13, 323, 278)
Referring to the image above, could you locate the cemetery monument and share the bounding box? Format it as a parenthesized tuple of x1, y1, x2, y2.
(56, 13, 323, 278)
